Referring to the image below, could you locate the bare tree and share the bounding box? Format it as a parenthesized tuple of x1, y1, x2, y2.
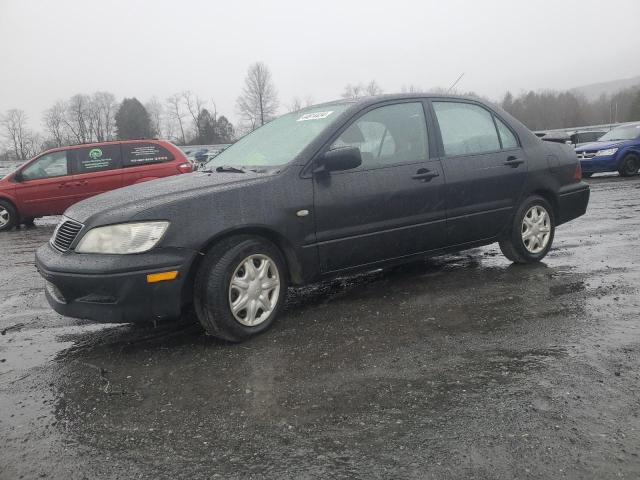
(0, 109, 33, 160)
(165, 93, 187, 144)
(401, 84, 424, 94)
(342, 83, 364, 100)
(182, 91, 205, 132)
(287, 96, 314, 112)
(65, 94, 92, 143)
(145, 97, 164, 138)
(42, 101, 68, 147)
(88, 91, 117, 142)
(365, 80, 383, 96)
(288, 97, 303, 112)
(343, 81, 383, 99)
(236, 62, 279, 130)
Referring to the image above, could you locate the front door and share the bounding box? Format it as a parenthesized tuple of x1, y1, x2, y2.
(430, 100, 528, 245)
(14, 150, 76, 217)
(313, 101, 447, 273)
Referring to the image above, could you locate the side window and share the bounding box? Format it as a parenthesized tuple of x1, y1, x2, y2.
(495, 117, 518, 149)
(122, 143, 174, 167)
(433, 102, 500, 156)
(73, 145, 122, 173)
(21, 152, 69, 180)
(331, 103, 428, 169)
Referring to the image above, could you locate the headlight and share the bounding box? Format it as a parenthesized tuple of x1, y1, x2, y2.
(75, 221, 169, 254)
(595, 148, 618, 157)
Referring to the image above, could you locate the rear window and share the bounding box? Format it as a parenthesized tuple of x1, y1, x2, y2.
(72, 145, 122, 173)
(122, 143, 174, 167)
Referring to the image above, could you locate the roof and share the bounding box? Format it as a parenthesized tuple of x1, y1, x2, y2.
(302, 93, 487, 111)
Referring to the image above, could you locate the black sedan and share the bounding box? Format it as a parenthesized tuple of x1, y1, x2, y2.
(36, 94, 590, 341)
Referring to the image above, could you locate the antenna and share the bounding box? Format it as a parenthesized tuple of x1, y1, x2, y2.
(447, 73, 465, 93)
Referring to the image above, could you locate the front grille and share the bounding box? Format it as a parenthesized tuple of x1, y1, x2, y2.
(576, 151, 596, 160)
(51, 217, 84, 252)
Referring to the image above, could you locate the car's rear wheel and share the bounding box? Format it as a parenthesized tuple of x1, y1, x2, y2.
(0, 200, 17, 232)
(618, 153, 640, 177)
(194, 236, 288, 342)
(499, 196, 555, 264)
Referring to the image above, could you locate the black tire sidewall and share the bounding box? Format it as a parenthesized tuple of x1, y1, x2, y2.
(619, 154, 639, 177)
(195, 237, 288, 341)
(0, 200, 17, 232)
(509, 196, 555, 262)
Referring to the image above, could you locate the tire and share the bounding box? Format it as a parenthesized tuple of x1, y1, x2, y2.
(0, 200, 17, 232)
(499, 195, 555, 264)
(194, 236, 288, 342)
(618, 153, 640, 177)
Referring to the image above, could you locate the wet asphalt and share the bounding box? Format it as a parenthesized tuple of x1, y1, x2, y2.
(1, 174, 640, 479)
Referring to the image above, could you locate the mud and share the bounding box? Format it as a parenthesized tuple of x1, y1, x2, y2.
(1, 174, 640, 479)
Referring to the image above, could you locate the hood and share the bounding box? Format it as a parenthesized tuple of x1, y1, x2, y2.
(65, 171, 272, 225)
(575, 140, 628, 152)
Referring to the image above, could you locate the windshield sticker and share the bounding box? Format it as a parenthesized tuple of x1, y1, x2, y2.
(297, 111, 334, 122)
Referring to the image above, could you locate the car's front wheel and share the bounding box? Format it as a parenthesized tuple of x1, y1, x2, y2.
(194, 236, 288, 342)
(0, 200, 17, 232)
(618, 153, 640, 177)
(499, 196, 555, 264)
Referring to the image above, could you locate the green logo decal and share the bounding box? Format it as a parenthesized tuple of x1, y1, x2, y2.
(89, 148, 103, 160)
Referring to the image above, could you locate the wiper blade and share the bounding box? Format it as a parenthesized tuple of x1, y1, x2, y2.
(215, 165, 246, 173)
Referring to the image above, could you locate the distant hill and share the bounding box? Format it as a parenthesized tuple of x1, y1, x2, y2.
(571, 75, 640, 101)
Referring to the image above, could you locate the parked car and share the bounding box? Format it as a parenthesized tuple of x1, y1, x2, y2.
(180, 144, 230, 169)
(534, 131, 571, 145)
(569, 130, 605, 147)
(575, 122, 640, 177)
(0, 139, 192, 231)
(36, 95, 589, 341)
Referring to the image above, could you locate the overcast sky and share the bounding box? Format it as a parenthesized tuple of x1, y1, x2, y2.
(1, 0, 639, 129)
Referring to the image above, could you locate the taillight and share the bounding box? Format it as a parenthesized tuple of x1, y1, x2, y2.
(177, 162, 192, 174)
(574, 162, 582, 182)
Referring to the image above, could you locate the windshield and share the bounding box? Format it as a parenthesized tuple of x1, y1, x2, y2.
(203, 104, 350, 169)
(599, 124, 640, 142)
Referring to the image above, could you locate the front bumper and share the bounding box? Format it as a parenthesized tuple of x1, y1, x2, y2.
(579, 155, 617, 173)
(35, 242, 197, 323)
(557, 183, 590, 225)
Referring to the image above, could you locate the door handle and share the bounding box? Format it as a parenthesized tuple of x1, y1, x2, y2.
(411, 169, 440, 181)
(504, 156, 524, 167)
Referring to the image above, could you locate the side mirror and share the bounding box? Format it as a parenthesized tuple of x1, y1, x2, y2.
(12, 170, 23, 182)
(315, 146, 362, 174)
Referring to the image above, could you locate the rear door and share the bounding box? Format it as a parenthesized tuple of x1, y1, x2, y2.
(314, 101, 447, 273)
(69, 145, 124, 203)
(429, 100, 527, 245)
(14, 150, 76, 216)
(121, 142, 176, 185)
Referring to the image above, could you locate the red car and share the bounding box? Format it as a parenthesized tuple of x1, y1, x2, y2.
(0, 139, 192, 231)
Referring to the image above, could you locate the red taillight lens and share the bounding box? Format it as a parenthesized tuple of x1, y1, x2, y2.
(574, 162, 582, 182)
(177, 162, 192, 174)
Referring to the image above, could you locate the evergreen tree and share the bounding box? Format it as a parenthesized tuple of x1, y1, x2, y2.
(115, 98, 152, 139)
